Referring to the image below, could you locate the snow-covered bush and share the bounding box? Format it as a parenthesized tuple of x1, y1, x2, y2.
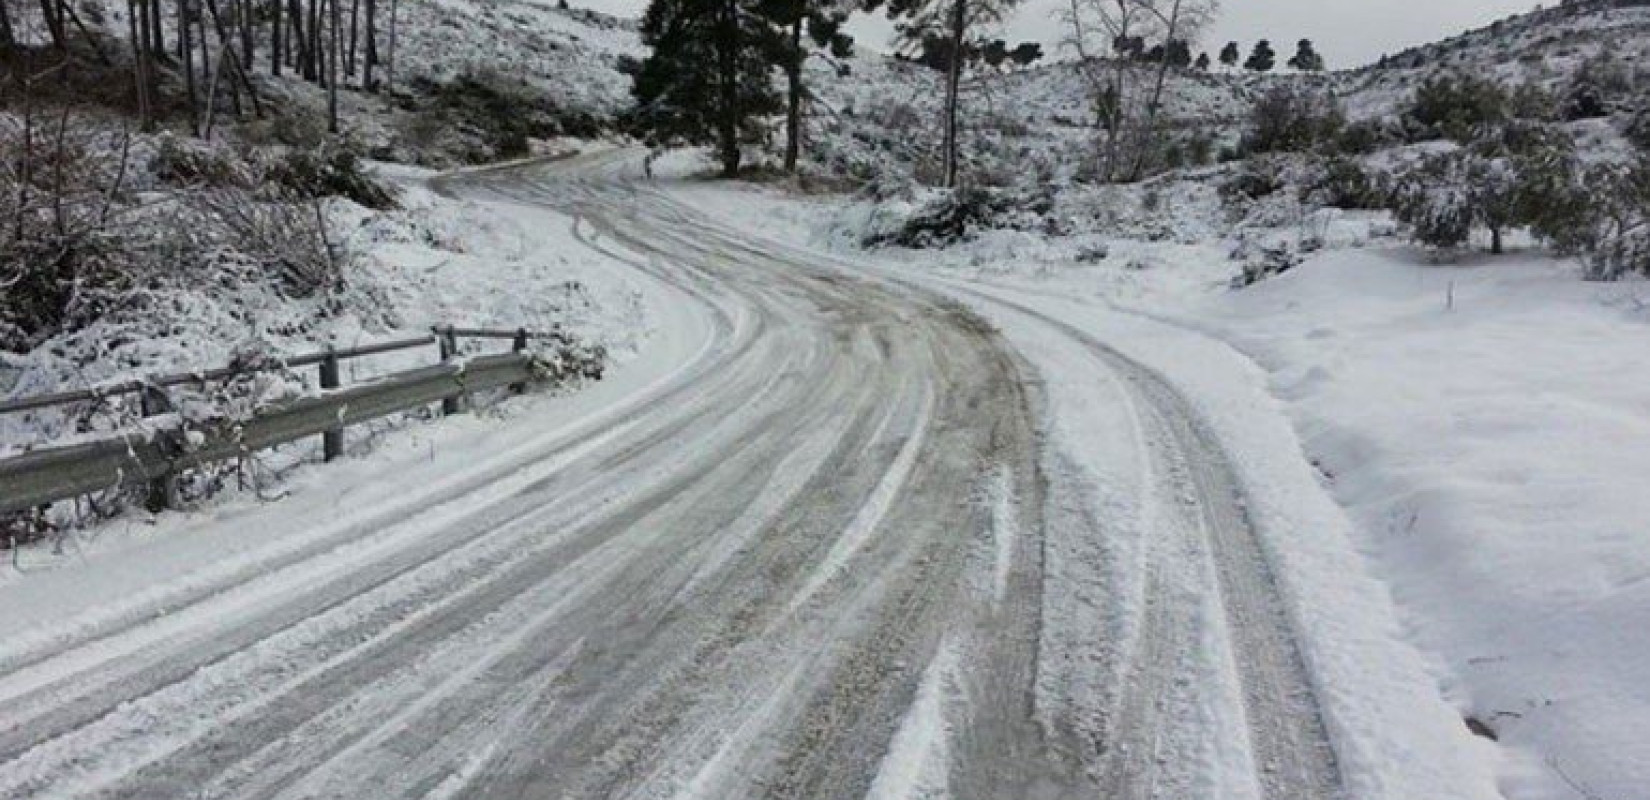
(1392, 120, 1578, 254)
(263, 141, 399, 210)
(1391, 153, 1478, 251)
(1562, 50, 1634, 121)
(1230, 241, 1303, 287)
(1241, 86, 1345, 155)
(1406, 72, 1509, 142)
(1571, 159, 1650, 279)
(1584, 227, 1650, 280)
(1304, 156, 1388, 210)
(411, 67, 605, 164)
(862, 185, 1053, 248)
(1220, 155, 1290, 203)
(0, 115, 137, 352)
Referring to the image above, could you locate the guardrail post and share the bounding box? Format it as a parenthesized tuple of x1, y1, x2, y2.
(139, 385, 178, 513)
(320, 347, 343, 462)
(511, 328, 530, 394)
(437, 326, 463, 415)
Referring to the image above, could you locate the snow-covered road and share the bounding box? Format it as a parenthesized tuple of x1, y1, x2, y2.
(0, 151, 1489, 799)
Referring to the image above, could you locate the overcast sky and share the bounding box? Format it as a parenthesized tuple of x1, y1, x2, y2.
(577, 0, 1541, 69)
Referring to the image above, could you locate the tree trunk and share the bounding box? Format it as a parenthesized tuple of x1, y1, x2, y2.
(0, 1, 15, 49)
(181, 0, 199, 130)
(715, 0, 739, 178)
(347, 0, 359, 77)
(784, 18, 802, 174)
(1133, 0, 1184, 180)
(329, 0, 341, 131)
(272, 0, 283, 76)
(127, 0, 153, 130)
(363, 0, 377, 91)
(941, 0, 966, 188)
(386, 0, 397, 92)
(146, 0, 166, 59)
(40, 0, 67, 51)
(306, 0, 320, 82)
(289, 0, 307, 75)
(240, 0, 255, 69)
(1491, 226, 1504, 255)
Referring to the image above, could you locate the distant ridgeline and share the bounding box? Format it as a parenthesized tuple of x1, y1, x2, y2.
(1373, 0, 1650, 71)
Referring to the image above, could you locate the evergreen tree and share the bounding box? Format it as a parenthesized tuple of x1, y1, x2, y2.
(1287, 38, 1324, 72)
(1195, 51, 1210, 71)
(1164, 38, 1192, 68)
(763, 0, 854, 174)
(1244, 39, 1275, 73)
(1219, 40, 1239, 69)
(876, 0, 1024, 188)
(632, 0, 783, 177)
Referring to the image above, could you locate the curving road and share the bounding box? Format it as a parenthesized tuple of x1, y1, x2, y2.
(0, 151, 1340, 800)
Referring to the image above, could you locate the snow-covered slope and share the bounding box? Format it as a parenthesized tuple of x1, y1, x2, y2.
(1341, 0, 1650, 120)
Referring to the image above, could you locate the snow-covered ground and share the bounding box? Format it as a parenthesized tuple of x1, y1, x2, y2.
(669, 165, 1650, 800)
(2, 159, 654, 538)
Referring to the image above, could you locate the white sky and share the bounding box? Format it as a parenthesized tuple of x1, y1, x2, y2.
(573, 0, 1542, 69)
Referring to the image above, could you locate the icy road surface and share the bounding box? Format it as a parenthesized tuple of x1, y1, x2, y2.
(0, 151, 1345, 799)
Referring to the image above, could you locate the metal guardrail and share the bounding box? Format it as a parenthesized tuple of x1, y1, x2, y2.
(0, 326, 563, 516)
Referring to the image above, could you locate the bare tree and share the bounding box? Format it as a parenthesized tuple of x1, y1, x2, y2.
(1065, 0, 1215, 181)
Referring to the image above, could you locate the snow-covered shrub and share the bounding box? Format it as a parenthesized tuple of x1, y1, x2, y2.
(0, 115, 136, 351)
(1406, 72, 1509, 142)
(1622, 105, 1650, 152)
(1584, 227, 1650, 280)
(1334, 117, 1403, 155)
(1220, 156, 1290, 202)
(187, 188, 342, 299)
(1304, 156, 1388, 210)
(862, 186, 1052, 248)
(1391, 154, 1477, 251)
(152, 135, 253, 188)
(1391, 120, 1578, 254)
(414, 67, 605, 164)
(1230, 242, 1303, 287)
(1562, 50, 1633, 121)
(263, 141, 399, 210)
(1075, 243, 1110, 264)
(1241, 86, 1345, 155)
(1569, 159, 1650, 279)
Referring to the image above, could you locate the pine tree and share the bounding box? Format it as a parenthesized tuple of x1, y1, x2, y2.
(632, 0, 783, 177)
(763, 0, 853, 174)
(1287, 38, 1324, 72)
(1219, 40, 1239, 69)
(877, 0, 1023, 188)
(1195, 51, 1210, 71)
(1244, 39, 1275, 73)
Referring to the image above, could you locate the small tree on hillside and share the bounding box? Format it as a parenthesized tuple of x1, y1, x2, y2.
(1195, 51, 1210, 71)
(632, 0, 783, 177)
(1407, 72, 1508, 142)
(1219, 40, 1239, 69)
(1287, 39, 1324, 72)
(1242, 85, 1344, 154)
(1393, 121, 1578, 254)
(877, 0, 1024, 187)
(1579, 158, 1650, 279)
(764, 0, 855, 174)
(1245, 40, 1275, 73)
